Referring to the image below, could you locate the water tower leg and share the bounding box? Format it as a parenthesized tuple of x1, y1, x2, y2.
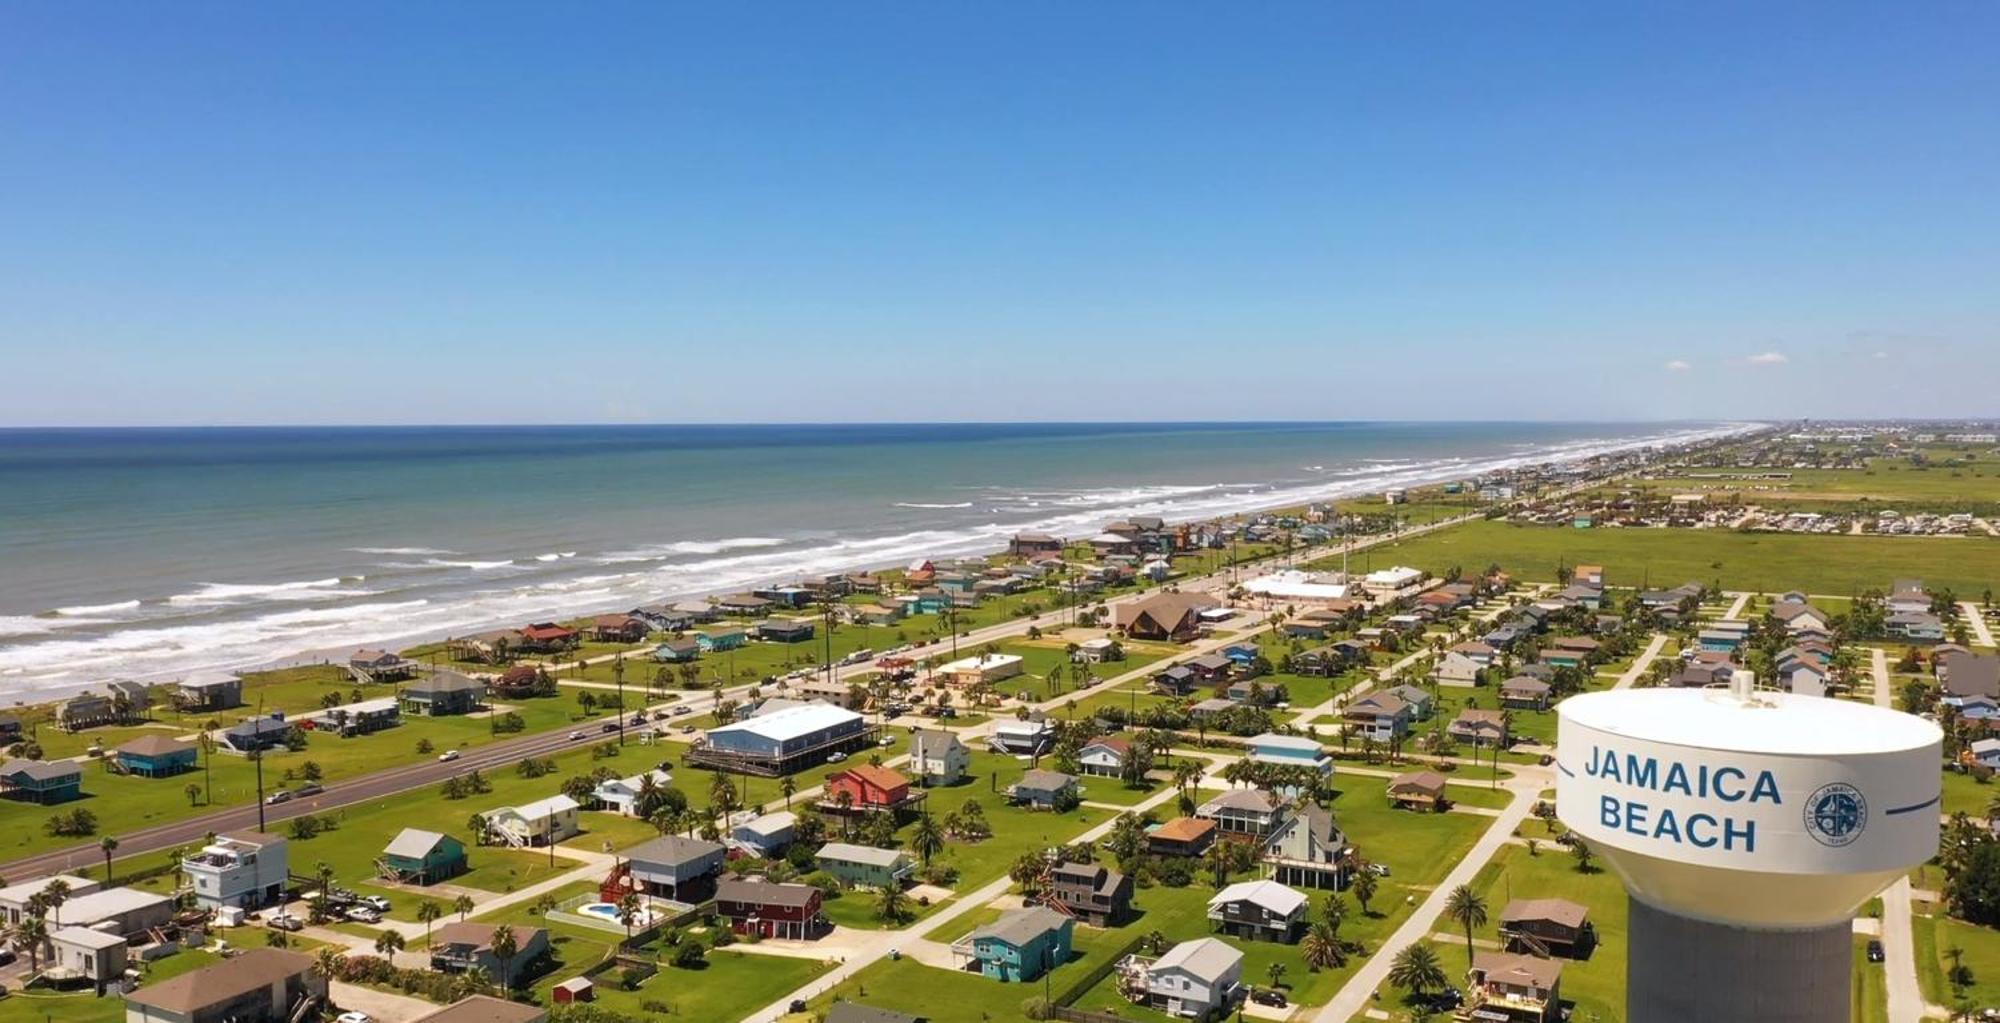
(1627, 897, 1850, 1023)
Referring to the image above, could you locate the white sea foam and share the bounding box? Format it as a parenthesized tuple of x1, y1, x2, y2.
(54, 599, 142, 617)
(423, 558, 517, 571)
(168, 578, 350, 605)
(534, 552, 579, 562)
(349, 546, 457, 556)
(894, 502, 974, 509)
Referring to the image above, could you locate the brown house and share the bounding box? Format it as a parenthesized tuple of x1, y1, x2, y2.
(1042, 861, 1133, 927)
(1386, 769, 1448, 811)
(1147, 817, 1217, 858)
(1466, 950, 1563, 1022)
(1113, 592, 1219, 643)
(1499, 898, 1594, 958)
(587, 615, 650, 643)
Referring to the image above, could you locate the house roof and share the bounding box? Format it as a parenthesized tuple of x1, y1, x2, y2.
(1151, 936, 1243, 983)
(734, 811, 796, 837)
(1150, 817, 1215, 843)
(116, 734, 194, 757)
(971, 905, 1070, 947)
(1015, 769, 1077, 792)
(1081, 737, 1131, 757)
(909, 730, 964, 758)
(0, 758, 80, 782)
(433, 922, 545, 952)
(816, 842, 909, 868)
(502, 794, 579, 820)
(1501, 897, 1589, 929)
(411, 995, 547, 1023)
(1389, 770, 1447, 796)
(409, 670, 485, 695)
(1453, 709, 1507, 729)
(1474, 949, 1564, 989)
(384, 828, 456, 860)
(52, 924, 127, 950)
(124, 948, 314, 1013)
(716, 877, 820, 909)
(832, 764, 909, 792)
(1200, 787, 1279, 814)
(708, 701, 862, 743)
(1500, 677, 1552, 696)
(62, 886, 172, 923)
(628, 835, 726, 867)
(1210, 879, 1307, 916)
(1347, 692, 1408, 717)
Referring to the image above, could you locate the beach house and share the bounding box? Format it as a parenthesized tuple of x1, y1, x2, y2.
(122, 948, 323, 1023)
(1207, 879, 1308, 943)
(816, 842, 913, 889)
(715, 877, 828, 940)
(430, 923, 550, 985)
(182, 832, 289, 911)
(908, 729, 969, 786)
(622, 835, 727, 902)
(1262, 804, 1350, 889)
(954, 906, 1074, 982)
(1007, 769, 1079, 810)
(694, 701, 873, 776)
(380, 829, 469, 885)
(592, 768, 673, 817)
(1116, 937, 1244, 1020)
(728, 811, 796, 858)
(1042, 861, 1134, 926)
(1245, 733, 1332, 777)
(484, 795, 580, 847)
(0, 758, 83, 803)
(401, 671, 486, 716)
(115, 735, 198, 778)
(1147, 817, 1217, 858)
(1113, 592, 1218, 643)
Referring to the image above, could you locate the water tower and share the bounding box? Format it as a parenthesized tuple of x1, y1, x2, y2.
(1556, 678, 1940, 1022)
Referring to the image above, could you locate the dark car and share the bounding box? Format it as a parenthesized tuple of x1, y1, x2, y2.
(1250, 988, 1288, 1008)
(1867, 939, 1885, 963)
(601, 722, 619, 733)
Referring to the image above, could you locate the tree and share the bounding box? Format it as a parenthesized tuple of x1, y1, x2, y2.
(1571, 838, 1596, 873)
(1387, 942, 1448, 998)
(99, 835, 120, 881)
(1301, 921, 1345, 971)
(312, 947, 344, 986)
(489, 924, 520, 989)
(779, 775, 797, 810)
(617, 891, 643, 941)
(1444, 884, 1488, 966)
(911, 813, 945, 867)
(15, 915, 46, 972)
(454, 893, 476, 921)
(1201, 839, 1235, 888)
(1351, 867, 1380, 916)
(416, 900, 444, 946)
(1266, 961, 1288, 991)
(875, 884, 911, 924)
(184, 783, 203, 807)
(374, 930, 406, 958)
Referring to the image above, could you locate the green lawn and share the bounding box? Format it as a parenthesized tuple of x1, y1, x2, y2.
(1942, 768, 1996, 819)
(1914, 910, 2000, 1011)
(1312, 518, 2000, 596)
(1329, 777, 1496, 890)
(1854, 934, 1889, 1023)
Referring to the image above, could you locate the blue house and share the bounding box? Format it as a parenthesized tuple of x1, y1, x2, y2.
(223, 715, 292, 753)
(697, 628, 748, 652)
(957, 906, 1074, 982)
(115, 735, 198, 778)
(653, 637, 701, 663)
(1221, 644, 1261, 668)
(1696, 629, 1744, 654)
(0, 759, 83, 804)
(1245, 733, 1333, 777)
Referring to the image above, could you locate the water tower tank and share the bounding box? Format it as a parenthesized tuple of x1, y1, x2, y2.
(1556, 683, 1940, 1023)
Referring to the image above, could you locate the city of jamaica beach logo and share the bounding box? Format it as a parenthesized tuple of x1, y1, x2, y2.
(1803, 782, 1867, 848)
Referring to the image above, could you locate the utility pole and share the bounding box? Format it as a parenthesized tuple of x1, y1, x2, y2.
(252, 750, 266, 831)
(614, 654, 626, 747)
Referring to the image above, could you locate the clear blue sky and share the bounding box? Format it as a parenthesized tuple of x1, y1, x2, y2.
(2, 3, 1995, 426)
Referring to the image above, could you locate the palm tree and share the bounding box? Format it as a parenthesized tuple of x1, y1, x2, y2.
(416, 900, 443, 946)
(42, 878, 71, 926)
(1266, 961, 1288, 991)
(1444, 884, 1488, 966)
(312, 947, 343, 987)
(184, 783, 202, 807)
(489, 924, 520, 990)
(779, 775, 797, 810)
(617, 891, 643, 942)
(874, 884, 910, 924)
(1300, 921, 1344, 970)
(453, 893, 476, 921)
(1351, 867, 1379, 916)
(15, 916, 47, 972)
(99, 836, 120, 882)
(1387, 942, 1447, 998)
(373, 930, 406, 959)
(1201, 840, 1234, 888)
(911, 813, 944, 867)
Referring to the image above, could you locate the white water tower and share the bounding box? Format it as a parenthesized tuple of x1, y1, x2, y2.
(1556, 678, 1940, 1022)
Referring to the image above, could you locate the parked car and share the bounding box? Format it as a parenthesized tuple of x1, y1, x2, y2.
(337, 1012, 374, 1023)
(267, 913, 303, 932)
(360, 895, 392, 913)
(1867, 939, 1885, 963)
(1250, 988, 1288, 1008)
(877, 735, 895, 747)
(342, 906, 382, 924)
(437, 750, 460, 762)
(264, 790, 292, 805)
(671, 706, 692, 717)
(827, 751, 848, 763)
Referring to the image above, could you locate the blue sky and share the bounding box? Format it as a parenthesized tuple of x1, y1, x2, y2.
(1, 3, 1995, 425)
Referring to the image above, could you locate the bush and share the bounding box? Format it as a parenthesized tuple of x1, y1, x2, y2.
(1021, 996, 1054, 1020)
(670, 940, 707, 969)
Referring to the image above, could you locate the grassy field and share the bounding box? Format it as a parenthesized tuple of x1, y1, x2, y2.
(1628, 460, 2000, 510)
(1913, 909, 2000, 1011)
(1317, 519, 2000, 596)
(1455, 842, 1628, 1022)
(1854, 934, 1889, 1023)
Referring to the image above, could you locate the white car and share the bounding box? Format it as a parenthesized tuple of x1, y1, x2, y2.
(437, 750, 460, 762)
(338, 1012, 375, 1023)
(267, 913, 303, 932)
(568, 731, 586, 741)
(826, 751, 848, 763)
(360, 895, 391, 913)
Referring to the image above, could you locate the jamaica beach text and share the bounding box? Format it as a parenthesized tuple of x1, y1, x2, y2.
(1587, 744, 1781, 852)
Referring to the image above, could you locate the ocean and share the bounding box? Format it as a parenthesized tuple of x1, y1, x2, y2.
(0, 421, 1754, 698)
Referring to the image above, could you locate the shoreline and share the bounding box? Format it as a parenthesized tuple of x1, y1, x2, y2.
(1, 421, 1763, 703)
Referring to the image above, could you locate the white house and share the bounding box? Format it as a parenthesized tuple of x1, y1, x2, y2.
(909, 729, 970, 786)
(989, 717, 1055, 755)
(181, 832, 289, 911)
(1973, 739, 2000, 771)
(937, 653, 1024, 687)
(1432, 651, 1484, 688)
(1132, 937, 1245, 1018)
(593, 769, 673, 817)
(486, 795, 581, 847)
(728, 811, 796, 858)
(1077, 737, 1132, 778)
(52, 926, 127, 990)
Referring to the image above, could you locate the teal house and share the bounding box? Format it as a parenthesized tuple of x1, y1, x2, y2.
(957, 906, 1074, 982)
(114, 735, 198, 778)
(381, 828, 469, 885)
(0, 759, 83, 804)
(697, 628, 748, 652)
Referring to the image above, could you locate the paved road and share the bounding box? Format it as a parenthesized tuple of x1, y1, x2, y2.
(1866, 645, 1929, 1022)
(1962, 602, 1995, 647)
(1872, 647, 1893, 710)
(1612, 633, 1671, 691)
(1720, 592, 1752, 621)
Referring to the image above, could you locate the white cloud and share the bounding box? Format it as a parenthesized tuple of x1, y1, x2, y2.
(1664, 359, 1691, 372)
(1873, 351, 1889, 359)
(1747, 351, 1789, 366)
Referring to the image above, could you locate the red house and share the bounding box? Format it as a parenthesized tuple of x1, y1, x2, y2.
(518, 622, 580, 653)
(714, 877, 827, 940)
(821, 764, 920, 814)
(587, 615, 649, 643)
